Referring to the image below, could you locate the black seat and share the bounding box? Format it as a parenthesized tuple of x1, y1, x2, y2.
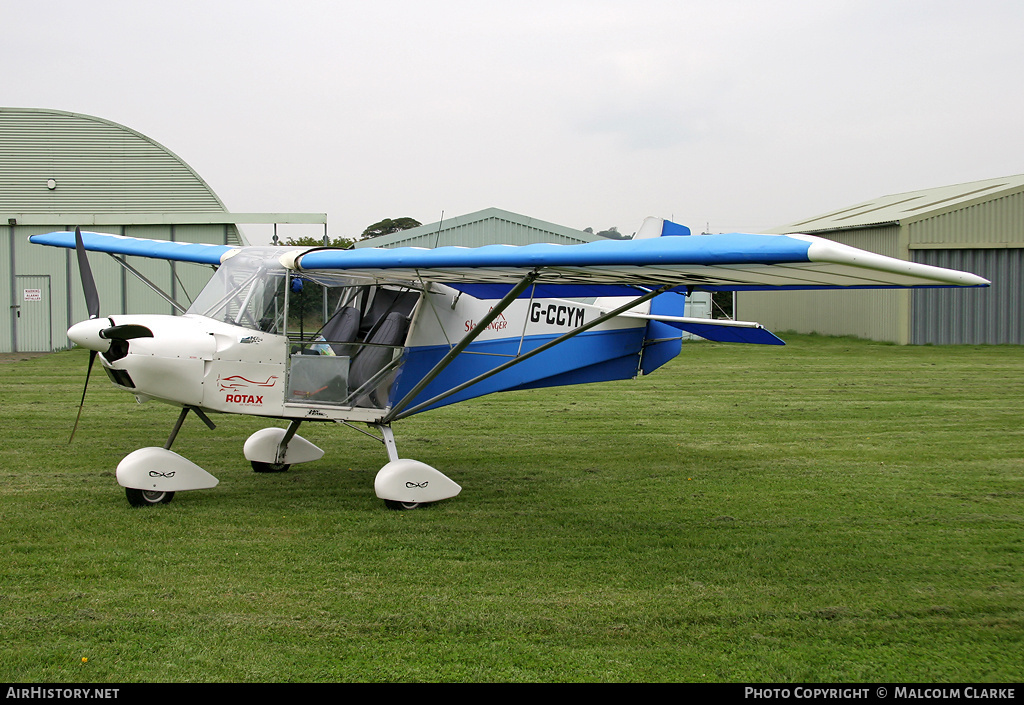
(359, 289, 419, 339)
(320, 306, 361, 356)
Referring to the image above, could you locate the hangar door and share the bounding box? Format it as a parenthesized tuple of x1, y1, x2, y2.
(912, 249, 1022, 345)
(14, 275, 53, 352)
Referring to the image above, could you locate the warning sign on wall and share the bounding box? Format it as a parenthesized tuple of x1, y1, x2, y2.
(23, 289, 42, 302)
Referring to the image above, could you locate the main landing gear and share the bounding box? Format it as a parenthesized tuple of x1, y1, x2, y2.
(115, 409, 461, 510)
(335, 423, 462, 510)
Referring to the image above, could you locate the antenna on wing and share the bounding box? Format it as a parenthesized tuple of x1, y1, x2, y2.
(433, 211, 445, 249)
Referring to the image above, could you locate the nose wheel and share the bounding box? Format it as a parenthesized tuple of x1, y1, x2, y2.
(125, 488, 175, 507)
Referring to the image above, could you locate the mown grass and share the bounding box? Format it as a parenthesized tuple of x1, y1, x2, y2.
(0, 335, 1021, 682)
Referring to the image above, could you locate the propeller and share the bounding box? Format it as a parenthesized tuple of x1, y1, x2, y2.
(76, 227, 100, 320)
(67, 228, 157, 442)
(69, 349, 97, 443)
(70, 227, 101, 443)
(67, 229, 156, 441)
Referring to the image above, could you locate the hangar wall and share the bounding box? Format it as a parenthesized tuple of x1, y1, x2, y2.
(1, 108, 243, 353)
(904, 188, 1023, 344)
(738, 175, 1024, 345)
(7, 222, 237, 354)
(912, 247, 1022, 344)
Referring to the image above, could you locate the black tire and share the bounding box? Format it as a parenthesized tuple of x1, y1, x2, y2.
(251, 461, 290, 473)
(384, 499, 424, 511)
(125, 488, 174, 507)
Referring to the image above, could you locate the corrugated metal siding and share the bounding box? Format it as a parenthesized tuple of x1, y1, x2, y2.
(417, 217, 592, 247)
(907, 191, 1024, 248)
(2, 227, 13, 351)
(0, 108, 226, 214)
(912, 248, 1022, 344)
(738, 288, 904, 342)
(7, 222, 222, 350)
(358, 209, 598, 249)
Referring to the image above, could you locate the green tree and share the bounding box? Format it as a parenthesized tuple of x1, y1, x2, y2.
(360, 217, 422, 240)
(596, 227, 629, 240)
(270, 235, 353, 336)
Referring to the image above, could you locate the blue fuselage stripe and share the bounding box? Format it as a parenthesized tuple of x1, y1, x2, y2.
(393, 327, 646, 413)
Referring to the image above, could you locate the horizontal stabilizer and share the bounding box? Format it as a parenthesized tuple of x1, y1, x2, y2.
(675, 321, 784, 345)
(633, 313, 785, 345)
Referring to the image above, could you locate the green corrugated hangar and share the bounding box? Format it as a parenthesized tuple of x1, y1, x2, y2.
(353, 207, 604, 248)
(737, 174, 1024, 345)
(1, 107, 324, 353)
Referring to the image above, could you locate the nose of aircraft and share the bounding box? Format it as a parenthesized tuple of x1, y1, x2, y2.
(68, 318, 112, 352)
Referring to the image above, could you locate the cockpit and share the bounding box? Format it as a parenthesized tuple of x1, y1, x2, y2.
(187, 248, 421, 409)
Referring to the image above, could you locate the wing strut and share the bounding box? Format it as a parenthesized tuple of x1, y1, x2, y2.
(384, 270, 541, 422)
(108, 254, 188, 314)
(387, 284, 673, 422)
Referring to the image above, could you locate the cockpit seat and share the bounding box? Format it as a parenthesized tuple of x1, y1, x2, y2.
(348, 311, 411, 408)
(359, 289, 419, 340)
(320, 306, 361, 356)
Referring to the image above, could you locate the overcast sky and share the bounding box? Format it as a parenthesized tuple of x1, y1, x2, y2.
(7, 0, 1024, 242)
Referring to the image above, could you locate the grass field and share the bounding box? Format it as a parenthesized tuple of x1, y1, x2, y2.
(1, 335, 1021, 683)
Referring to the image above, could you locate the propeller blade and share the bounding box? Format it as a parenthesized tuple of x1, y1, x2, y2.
(75, 227, 101, 319)
(69, 349, 97, 444)
(101, 324, 154, 341)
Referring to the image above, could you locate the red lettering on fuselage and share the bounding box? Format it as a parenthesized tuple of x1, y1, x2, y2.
(225, 394, 263, 405)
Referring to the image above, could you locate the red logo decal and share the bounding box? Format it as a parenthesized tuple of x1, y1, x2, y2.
(218, 375, 278, 392)
(218, 374, 277, 406)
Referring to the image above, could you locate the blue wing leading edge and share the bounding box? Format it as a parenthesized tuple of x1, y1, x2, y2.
(32, 223, 990, 295)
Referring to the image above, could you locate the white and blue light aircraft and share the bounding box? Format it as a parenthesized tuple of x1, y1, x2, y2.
(31, 219, 988, 510)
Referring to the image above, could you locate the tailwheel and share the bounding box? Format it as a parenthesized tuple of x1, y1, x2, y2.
(125, 488, 175, 507)
(251, 461, 290, 473)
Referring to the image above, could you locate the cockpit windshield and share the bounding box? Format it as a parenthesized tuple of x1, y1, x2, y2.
(187, 248, 287, 332)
